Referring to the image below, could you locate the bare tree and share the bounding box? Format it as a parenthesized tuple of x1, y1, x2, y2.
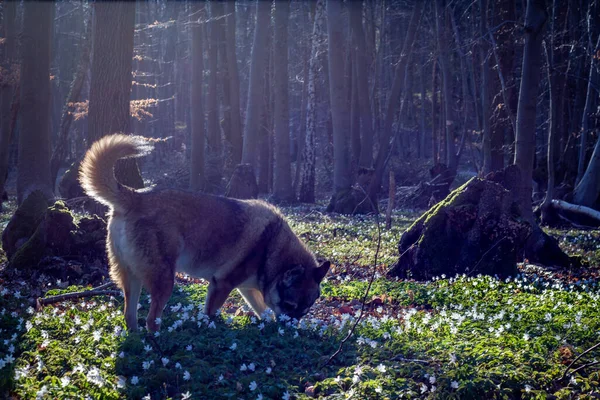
(0, 0, 18, 208)
(349, 1, 374, 168)
(575, 34, 600, 185)
(228, 0, 271, 199)
(327, 0, 352, 200)
(513, 0, 547, 221)
(17, 1, 55, 203)
(206, 1, 222, 190)
(88, 1, 142, 189)
(298, 0, 325, 203)
(272, 0, 294, 203)
(223, 1, 242, 166)
(189, 3, 206, 191)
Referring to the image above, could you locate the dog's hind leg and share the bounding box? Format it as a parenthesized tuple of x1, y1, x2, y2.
(145, 266, 175, 332)
(122, 272, 142, 331)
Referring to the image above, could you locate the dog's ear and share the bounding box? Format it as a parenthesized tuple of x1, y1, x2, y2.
(282, 265, 305, 287)
(313, 261, 330, 282)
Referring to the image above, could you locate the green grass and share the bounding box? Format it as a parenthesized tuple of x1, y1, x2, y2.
(0, 208, 599, 399)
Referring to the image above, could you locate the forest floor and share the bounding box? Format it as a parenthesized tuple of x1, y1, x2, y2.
(1, 200, 600, 399)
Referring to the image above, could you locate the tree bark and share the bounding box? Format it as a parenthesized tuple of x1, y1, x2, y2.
(327, 0, 352, 195)
(206, 2, 222, 190)
(272, 0, 294, 203)
(0, 0, 18, 208)
(17, 1, 55, 203)
(88, 2, 142, 190)
(350, 1, 374, 168)
(541, 41, 556, 224)
(513, 0, 547, 221)
(240, 0, 271, 167)
(223, 1, 243, 166)
(189, 3, 206, 191)
(299, 0, 326, 203)
(480, 0, 493, 174)
(575, 34, 600, 185)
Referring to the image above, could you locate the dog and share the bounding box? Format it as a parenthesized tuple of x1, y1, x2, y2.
(79, 134, 330, 331)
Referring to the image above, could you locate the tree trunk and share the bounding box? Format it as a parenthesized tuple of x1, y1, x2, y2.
(206, 2, 222, 191)
(540, 41, 556, 224)
(327, 0, 352, 196)
(366, 1, 423, 208)
(575, 34, 600, 185)
(350, 49, 361, 168)
(88, 2, 142, 190)
(189, 3, 206, 192)
(573, 131, 600, 208)
(350, 1, 374, 168)
(223, 1, 243, 166)
(513, 0, 547, 221)
(0, 0, 18, 208)
(240, 0, 271, 167)
(17, 1, 55, 203)
(480, 0, 494, 174)
(293, 3, 312, 195)
(272, 0, 294, 203)
(432, 59, 439, 165)
(298, 0, 326, 203)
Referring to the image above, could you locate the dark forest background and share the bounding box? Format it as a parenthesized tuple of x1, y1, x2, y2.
(0, 0, 599, 219)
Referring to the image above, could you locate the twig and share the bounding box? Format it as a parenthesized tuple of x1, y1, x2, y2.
(391, 355, 431, 364)
(324, 188, 382, 366)
(569, 360, 600, 376)
(561, 341, 600, 380)
(36, 283, 120, 310)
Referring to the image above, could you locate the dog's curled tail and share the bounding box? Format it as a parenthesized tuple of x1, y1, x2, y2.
(79, 134, 155, 212)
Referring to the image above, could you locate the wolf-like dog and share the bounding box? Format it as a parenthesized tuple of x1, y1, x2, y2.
(79, 134, 330, 331)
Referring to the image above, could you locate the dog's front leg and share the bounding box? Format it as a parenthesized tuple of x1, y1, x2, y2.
(204, 276, 234, 316)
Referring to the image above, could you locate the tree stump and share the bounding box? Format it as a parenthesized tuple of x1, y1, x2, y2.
(326, 167, 376, 214)
(226, 164, 258, 199)
(387, 177, 532, 280)
(2, 193, 108, 282)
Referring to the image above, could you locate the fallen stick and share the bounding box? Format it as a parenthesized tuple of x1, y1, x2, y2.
(552, 199, 600, 224)
(36, 283, 121, 310)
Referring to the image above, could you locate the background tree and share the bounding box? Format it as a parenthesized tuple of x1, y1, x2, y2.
(326, 0, 352, 208)
(513, 0, 547, 222)
(17, 1, 55, 203)
(0, 0, 18, 209)
(228, 0, 271, 199)
(87, 1, 142, 189)
(272, 0, 294, 203)
(189, 3, 206, 192)
(298, 0, 325, 203)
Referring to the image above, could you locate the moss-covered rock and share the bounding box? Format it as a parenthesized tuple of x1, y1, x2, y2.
(10, 200, 78, 270)
(388, 177, 532, 280)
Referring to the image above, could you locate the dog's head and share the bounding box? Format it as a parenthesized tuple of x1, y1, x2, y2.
(265, 260, 330, 320)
